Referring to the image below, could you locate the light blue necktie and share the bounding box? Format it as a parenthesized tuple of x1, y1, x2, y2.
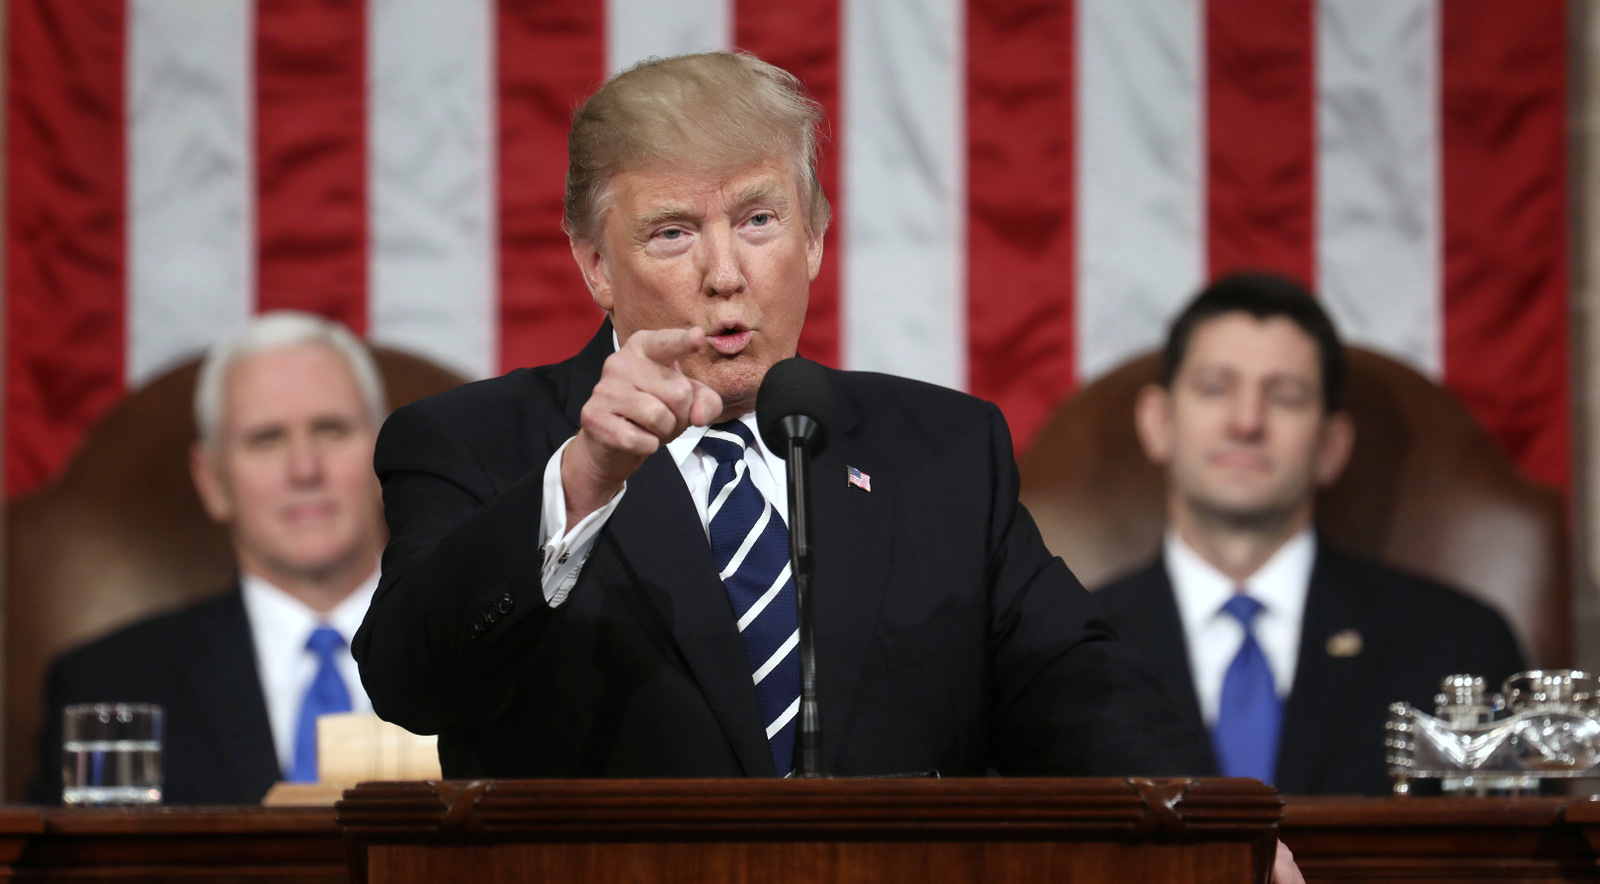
(1212, 594, 1282, 783)
(291, 625, 353, 783)
(699, 420, 800, 776)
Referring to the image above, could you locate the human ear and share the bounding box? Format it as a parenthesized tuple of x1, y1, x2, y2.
(1313, 411, 1356, 487)
(1134, 383, 1176, 466)
(189, 442, 235, 524)
(570, 238, 613, 313)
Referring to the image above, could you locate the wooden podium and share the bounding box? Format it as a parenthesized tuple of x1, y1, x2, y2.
(336, 777, 1283, 883)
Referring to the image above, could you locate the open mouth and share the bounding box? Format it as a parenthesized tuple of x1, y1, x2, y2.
(708, 322, 752, 355)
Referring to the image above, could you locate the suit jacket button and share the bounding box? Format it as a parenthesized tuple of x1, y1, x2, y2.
(484, 610, 498, 625)
(496, 594, 514, 614)
(470, 621, 485, 640)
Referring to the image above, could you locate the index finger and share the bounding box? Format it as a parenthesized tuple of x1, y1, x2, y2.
(630, 326, 706, 367)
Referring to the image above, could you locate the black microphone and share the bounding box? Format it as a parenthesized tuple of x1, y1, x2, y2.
(757, 357, 834, 779)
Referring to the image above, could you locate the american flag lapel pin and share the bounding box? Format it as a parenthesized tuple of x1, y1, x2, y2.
(847, 465, 872, 492)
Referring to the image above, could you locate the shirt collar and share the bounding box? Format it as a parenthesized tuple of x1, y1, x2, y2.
(1166, 527, 1315, 631)
(667, 412, 770, 468)
(240, 568, 380, 645)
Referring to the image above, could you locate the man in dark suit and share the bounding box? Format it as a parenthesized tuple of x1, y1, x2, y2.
(353, 52, 1209, 782)
(33, 312, 389, 804)
(1095, 273, 1525, 796)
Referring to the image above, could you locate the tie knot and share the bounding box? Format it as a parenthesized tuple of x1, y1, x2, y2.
(1221, 594, 1265, 626)
(306, 625, 346, 659)
(699, 420, 754, 465)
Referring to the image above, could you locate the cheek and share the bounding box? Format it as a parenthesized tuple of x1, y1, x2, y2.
(226, 459, 284, 509)
(329, 446, 381, 495)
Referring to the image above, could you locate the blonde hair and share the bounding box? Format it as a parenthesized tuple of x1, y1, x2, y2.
(565, 52, 831, 244)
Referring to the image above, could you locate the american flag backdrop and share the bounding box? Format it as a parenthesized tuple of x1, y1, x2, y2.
(4, 0, 1569, 498)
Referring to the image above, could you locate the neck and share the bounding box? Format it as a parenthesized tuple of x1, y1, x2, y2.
(1170, 498, 1311, 584)
(241, 549, 378, 614)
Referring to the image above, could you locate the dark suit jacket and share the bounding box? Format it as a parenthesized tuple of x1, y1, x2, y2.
(31, 587, 281, 804)
(1094, 545, 1526, 795)
(355, 321, 1209, 778)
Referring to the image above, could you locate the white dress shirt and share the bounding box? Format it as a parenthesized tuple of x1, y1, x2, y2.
(537, 411, 789, 604)
(1164, 529, 1313, 726)
(240, 570, 378, 776)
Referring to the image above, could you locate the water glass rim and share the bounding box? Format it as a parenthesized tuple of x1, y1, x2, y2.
(63, 702, 161, 718)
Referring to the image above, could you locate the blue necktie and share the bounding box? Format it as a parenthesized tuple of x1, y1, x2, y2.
(291, 625, 353, 783)
(1212, 594, 1282, 783)
(699, 420, 800, 776)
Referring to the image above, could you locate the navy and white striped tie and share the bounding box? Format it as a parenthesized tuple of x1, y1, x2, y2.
(699, 420, 800, 776)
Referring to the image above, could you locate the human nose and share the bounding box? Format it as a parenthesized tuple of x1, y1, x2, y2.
(1226, 387, 1267, 438)
(286, 434, 324, 486)
(700, 223, 746, 296)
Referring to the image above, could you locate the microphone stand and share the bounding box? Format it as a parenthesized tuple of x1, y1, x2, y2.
(779, 415, 823, 778)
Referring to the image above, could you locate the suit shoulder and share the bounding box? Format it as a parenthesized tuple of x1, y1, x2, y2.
(386, 366, 549, 428)
(52, 590, 241, 676)
(830, 368, 991, 415)
(1092, 558, 1168, 614)
(1321, 546, 1492, 612)
(1318, 546, 1522, 643)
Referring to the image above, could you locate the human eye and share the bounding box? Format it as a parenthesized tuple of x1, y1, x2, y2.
(1267, 380, 1314, 409)
(312, 417, 354, 440)
(748, 211, 774, 227)
(1189, 372, 1228, 397)
(241, 427, 285, 451)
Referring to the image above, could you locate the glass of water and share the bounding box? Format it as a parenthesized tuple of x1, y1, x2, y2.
(61, 703, 162, 805)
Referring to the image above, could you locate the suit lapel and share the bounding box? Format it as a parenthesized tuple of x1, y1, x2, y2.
(803, 378, 894, 774)
(562, 318, 613, 428)
(180, 589, 282, 795)
(1139, 561, 1212, 760)
(1275, 545, 1368, 792)
(605, 448, 773, 776)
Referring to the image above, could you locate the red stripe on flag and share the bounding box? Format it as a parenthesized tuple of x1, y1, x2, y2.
(736, 0, 842, 370)
(1205, 0, 1315, 285)
(966, 0, 1076, 453)
(255, 0, 368, 333)
(497, 0, 606, 371)
(5, 0, 127, 497)
(1439, 0, 1570, 491)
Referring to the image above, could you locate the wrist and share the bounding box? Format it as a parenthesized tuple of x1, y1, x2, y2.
(561, 432, 626, 523)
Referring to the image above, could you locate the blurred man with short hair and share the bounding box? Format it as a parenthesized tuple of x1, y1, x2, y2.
(33, 311, 387, 804)
(1095, 273, 1525, 795)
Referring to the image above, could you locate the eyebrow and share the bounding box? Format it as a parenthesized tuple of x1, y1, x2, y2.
(631, 181, 791, 232)
(731, 180, 788, 213)
(634, 205, 697, 230)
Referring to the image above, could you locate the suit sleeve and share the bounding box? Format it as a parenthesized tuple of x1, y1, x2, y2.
(29, 660, 69, 804)
(978, 402, 1212, 776)
(354, 398, 563, 735)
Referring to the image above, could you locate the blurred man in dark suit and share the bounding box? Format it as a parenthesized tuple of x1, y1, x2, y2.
(34, 312, 388, 804)
(1095, 273, 1524, 795)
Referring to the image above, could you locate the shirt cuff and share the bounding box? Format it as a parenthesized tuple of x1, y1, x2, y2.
(539, 435, 626, 606)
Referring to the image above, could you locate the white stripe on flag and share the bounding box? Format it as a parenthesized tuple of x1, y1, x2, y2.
(368, 0, 496, 380)
(841, 0, 966, 390)
(127, 0, 254, 385)
(1316, 0, 1442, 377)
(606, 0, 731, 75)
(1075, 0, 1205, 381)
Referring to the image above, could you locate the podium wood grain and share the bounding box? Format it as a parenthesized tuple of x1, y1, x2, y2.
(336, 777, 1283, 884)
(1281, 796, 1594, 883)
